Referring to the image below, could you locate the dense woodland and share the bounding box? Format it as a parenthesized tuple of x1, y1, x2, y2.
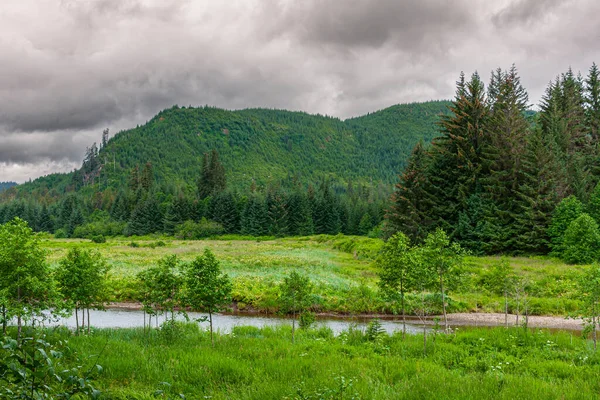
(0, 182, 16, 192)
(389, 64, 600, 261)
(0, 102, 447, 238)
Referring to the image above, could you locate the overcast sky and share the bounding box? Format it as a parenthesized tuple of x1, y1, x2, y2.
(1, 0, 599, 183)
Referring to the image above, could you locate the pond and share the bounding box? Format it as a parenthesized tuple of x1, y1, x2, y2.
(42, 308, 427, 336)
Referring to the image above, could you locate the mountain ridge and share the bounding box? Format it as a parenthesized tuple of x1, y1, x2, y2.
(3, 100, 450, 201)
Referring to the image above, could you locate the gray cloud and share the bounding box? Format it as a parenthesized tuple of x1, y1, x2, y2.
(260, 0, 473, 53)
(1, 0, 600, 182)
(492, 0, 570, 27)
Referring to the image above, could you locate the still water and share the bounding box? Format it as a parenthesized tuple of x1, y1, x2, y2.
(43, 308, 425, 335)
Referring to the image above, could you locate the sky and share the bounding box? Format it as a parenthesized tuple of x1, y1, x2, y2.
(1, 0, 600, 183)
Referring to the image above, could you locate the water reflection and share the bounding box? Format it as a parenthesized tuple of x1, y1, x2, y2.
(45, 308, 425, 335)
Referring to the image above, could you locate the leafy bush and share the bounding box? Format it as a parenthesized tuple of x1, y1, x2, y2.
(0, 335, 101, 398)
(73, 220, 126, 238)
(91, 234, 106, 243)
(548, 196, 584, 255)
(54, 228, 68, 238)
(299, 311, 316, 330)
(561, 213, 600, 264)
(175, 218, 224, 239)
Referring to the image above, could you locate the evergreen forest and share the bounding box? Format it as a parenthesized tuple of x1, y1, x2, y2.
(0, 102, 449, 239)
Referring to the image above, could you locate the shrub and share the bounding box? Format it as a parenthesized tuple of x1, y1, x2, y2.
(54, 228, 68, 238)
(175, 218, 224, 239)
(548, 196, 584, 255)
(299, 311, 316, 329)
(562, 213, 600, 264)
(91, 235, 106, 243)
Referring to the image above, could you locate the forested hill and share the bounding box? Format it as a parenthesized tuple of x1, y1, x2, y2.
(8, 100, 449, 198)
(0, 182, 17, 192)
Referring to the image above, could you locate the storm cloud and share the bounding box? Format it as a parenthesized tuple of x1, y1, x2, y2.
(1, 0, 600, 182)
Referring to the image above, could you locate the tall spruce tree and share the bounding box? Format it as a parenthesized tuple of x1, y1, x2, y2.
(481, 65, 530, 251)
(387, 141, 432, 242)
(198, 150, 226, 199)
(427, 72, 489, 238)
(241, 194, 268, 236)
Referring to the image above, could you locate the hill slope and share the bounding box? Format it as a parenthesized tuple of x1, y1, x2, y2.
(7, 101, 450, 198)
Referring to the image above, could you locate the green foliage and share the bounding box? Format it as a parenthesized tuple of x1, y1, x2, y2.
(91, 235, 106, 244)
(562, 214, 600, 264)
(55, 247, 110, 332)
(479, 258, 518, 296)
(298, 312, 316, 330)
(182, 249, 232, 345)
(365, 319, 386, 342)
(198, 149, 226, 199)
(548, 196, 585, 255)
(279, 271, 313, 342)
(0, 218, 56, 337)
(0, 334, 101, 399)
(377, 233, 414, 301)
(137, 255, 183, 318)
(175, 218, 224, 239)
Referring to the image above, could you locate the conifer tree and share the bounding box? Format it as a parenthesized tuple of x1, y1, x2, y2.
(266, 189, 289, 236)
(198, 150, 226, 199)
(387, 141, 432, 242)
(140, 162, 154, 192)
(286, 191, 314, 236)
(513, 126, 562, 253)
(481, 65, 530, 251)
(241, 194, 268, 236)
(37, 205, 53, 233)
(426, 72, 489, 236)
(210, 191, 240, 234)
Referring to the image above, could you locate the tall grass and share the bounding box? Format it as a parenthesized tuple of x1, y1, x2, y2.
(41, 236, 589, 316)
(58, 324, 600, 399)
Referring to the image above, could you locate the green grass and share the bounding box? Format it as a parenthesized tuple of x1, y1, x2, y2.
(54, 324, 600, 399)
(41, 235, 592, 316)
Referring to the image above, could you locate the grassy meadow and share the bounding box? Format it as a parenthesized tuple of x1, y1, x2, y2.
(31, 324, 600, 399)
(40, 235, 588, 316)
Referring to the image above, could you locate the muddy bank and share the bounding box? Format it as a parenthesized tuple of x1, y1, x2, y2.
(441, 313, 583, 331)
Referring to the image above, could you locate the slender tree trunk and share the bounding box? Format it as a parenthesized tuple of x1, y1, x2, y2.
(2, 305, 7, 335)
(209, 311, 214, 347)
(423, 325, 427, 357)
(440, 274, 448, 332)
(143, 310, 146, 334)
(292, 311, 296, 344)
(422, 290, 426, 357)
(82, 307, 85, 334)
(87, 308, 90, 334)
(75, 306, 79, 335)
(504, 290, 508, 328)
(593, 308, 597, 351)
(401, 279, 406, 340)
(17, 286, 22, 341)
(515, 294, 520, 327)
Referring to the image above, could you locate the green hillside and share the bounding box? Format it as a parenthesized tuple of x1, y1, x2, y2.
(8, 101, 449, 198)
(0, 182, 17, 192)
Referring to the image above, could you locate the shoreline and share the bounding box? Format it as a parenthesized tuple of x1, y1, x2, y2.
(108, 302, 585, 331)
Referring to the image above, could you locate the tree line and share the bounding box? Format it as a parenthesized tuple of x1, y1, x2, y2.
(0, 150, 387, 240)
(388, 63, 600, 261)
